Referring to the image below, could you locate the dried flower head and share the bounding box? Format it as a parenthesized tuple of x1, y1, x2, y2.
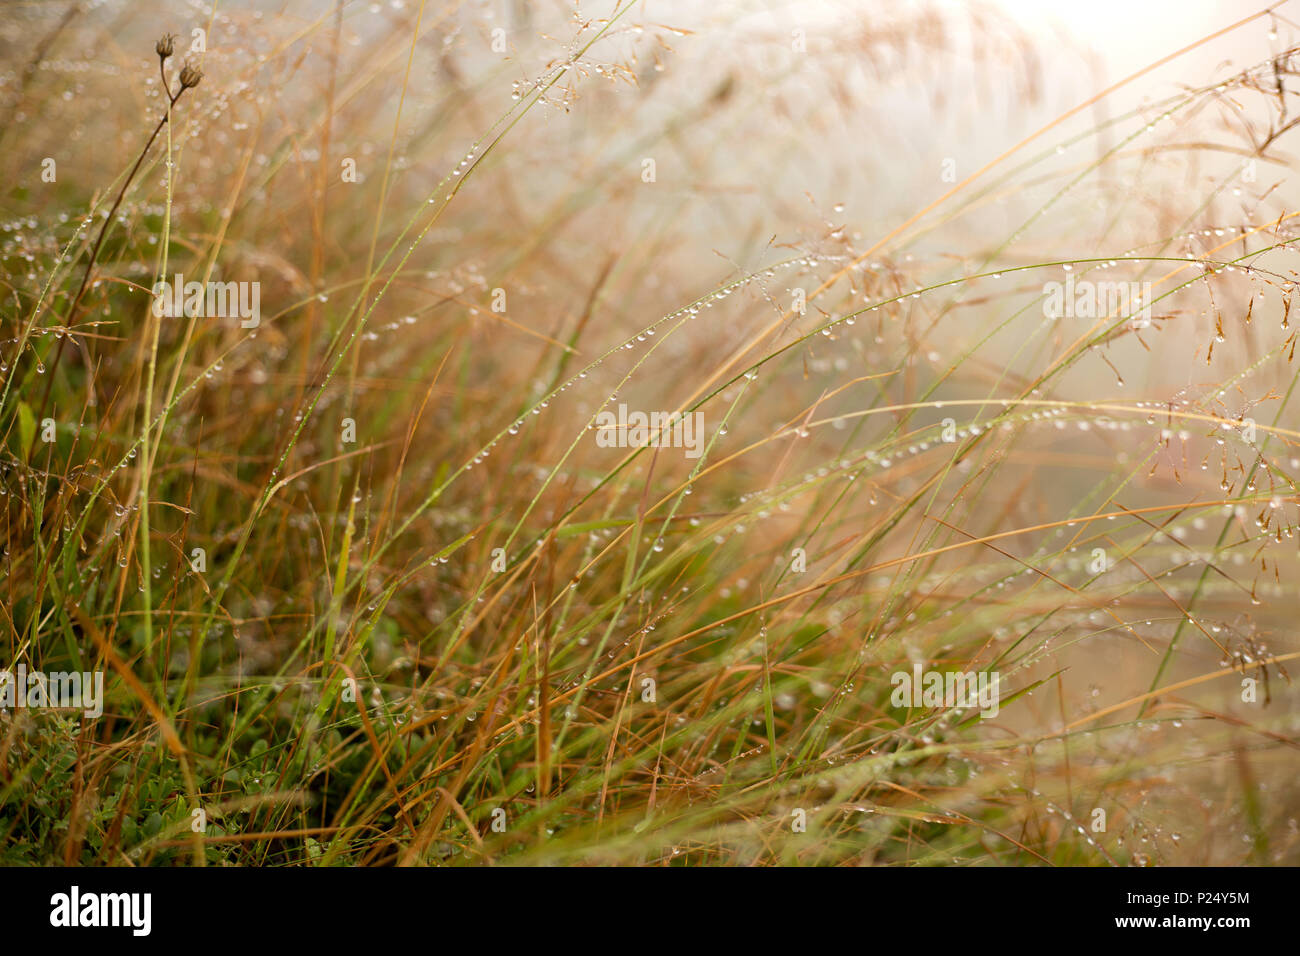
(179, 61, 203, 90)
(156, 34, 175, 60)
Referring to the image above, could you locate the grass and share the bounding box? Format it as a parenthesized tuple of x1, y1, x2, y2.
(0, 0, 1297, 866)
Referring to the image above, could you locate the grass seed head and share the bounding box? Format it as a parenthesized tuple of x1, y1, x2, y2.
(179, 60, 202, 90)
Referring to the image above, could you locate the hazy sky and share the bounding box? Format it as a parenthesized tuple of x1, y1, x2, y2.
(994, 0, 1282, 96)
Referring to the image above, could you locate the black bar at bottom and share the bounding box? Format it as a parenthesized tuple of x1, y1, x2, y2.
(0, 864, 1277, 945)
